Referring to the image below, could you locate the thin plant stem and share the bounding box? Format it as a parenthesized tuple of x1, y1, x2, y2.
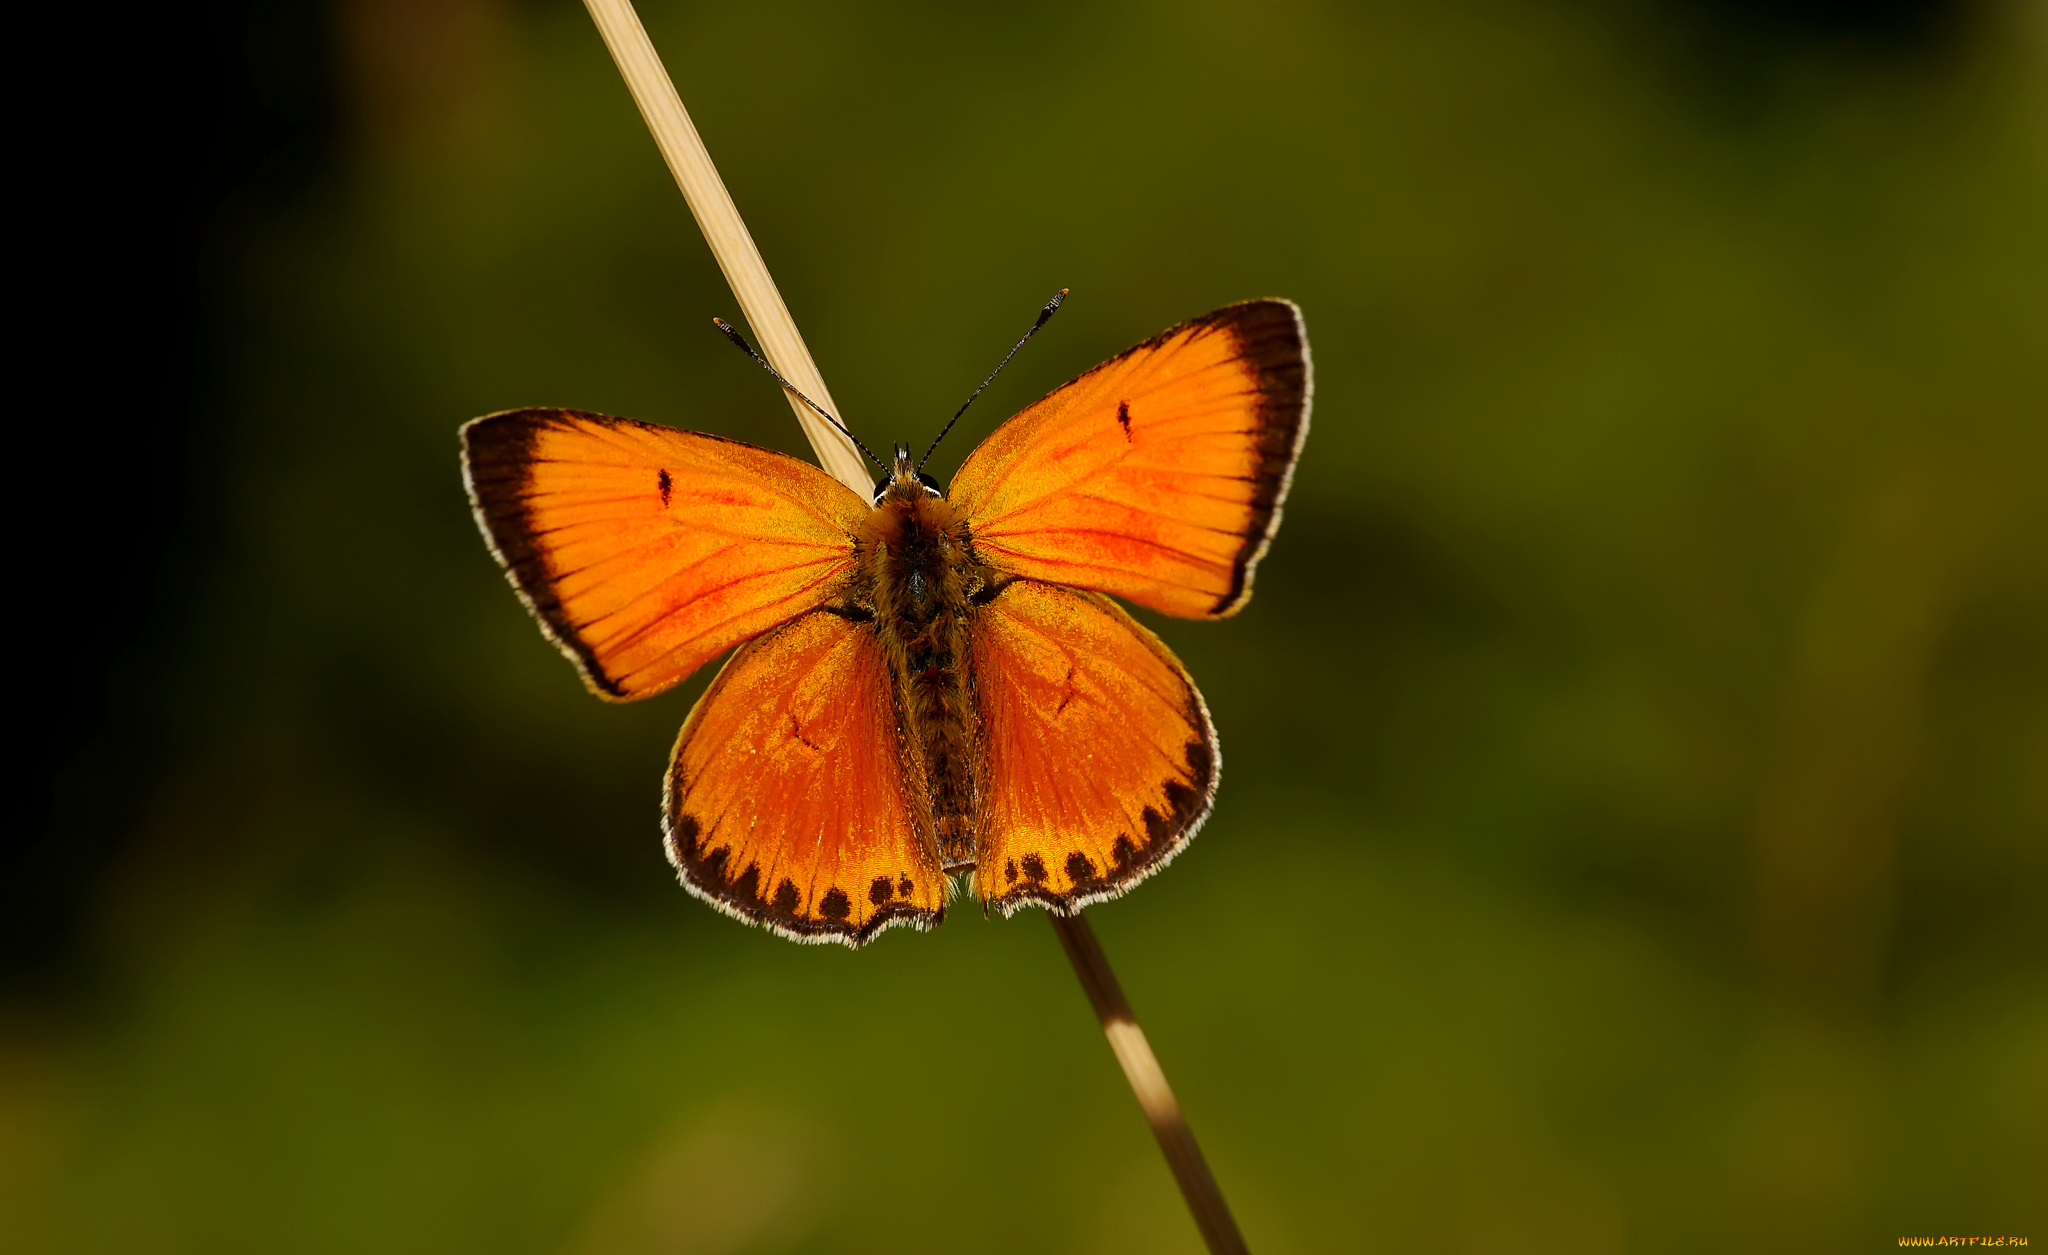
(1051, 911, 1250, 1255)
(581, 0, 870, 495)
(577, 4, 1245, 1248)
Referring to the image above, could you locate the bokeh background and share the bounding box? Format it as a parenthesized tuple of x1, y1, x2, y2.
(8, 0, 2044, 1250)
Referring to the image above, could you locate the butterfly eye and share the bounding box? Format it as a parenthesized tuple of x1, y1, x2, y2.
(871, 475, 891, 504)
(917, 472, 943, 497)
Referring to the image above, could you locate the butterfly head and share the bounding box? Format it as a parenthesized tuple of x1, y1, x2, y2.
(874, 443, 943, 505)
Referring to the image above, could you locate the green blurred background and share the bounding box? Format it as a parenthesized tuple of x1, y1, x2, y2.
(8, 0, 2045, 1250)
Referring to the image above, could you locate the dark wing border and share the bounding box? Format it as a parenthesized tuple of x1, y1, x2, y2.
(462, 408, 623, 696)
(1201, 299, 1313, 616)
(459, 407, 843, 701)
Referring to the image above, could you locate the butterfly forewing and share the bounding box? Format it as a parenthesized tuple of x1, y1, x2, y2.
(461, 409, 867, 700)
(949, 299, 1310, 620)
(666, 609, 947, 944)
(969, 581, 1216, 915)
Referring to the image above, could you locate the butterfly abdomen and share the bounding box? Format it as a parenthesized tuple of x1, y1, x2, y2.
(857, 485, 991, 873)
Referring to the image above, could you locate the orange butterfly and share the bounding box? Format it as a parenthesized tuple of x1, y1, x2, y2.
(460, 298, 1311, 945)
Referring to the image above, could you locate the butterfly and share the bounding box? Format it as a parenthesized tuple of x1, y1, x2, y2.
(460, 297, 1311, 945)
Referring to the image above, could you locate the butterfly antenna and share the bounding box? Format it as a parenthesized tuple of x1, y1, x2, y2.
(713, 318, 889, 472)
(918, 288, 1067, 471)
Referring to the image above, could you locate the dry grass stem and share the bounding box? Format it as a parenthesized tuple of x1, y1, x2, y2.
(1051, 912, 1250, 1255)
(580, 0, 870, 494)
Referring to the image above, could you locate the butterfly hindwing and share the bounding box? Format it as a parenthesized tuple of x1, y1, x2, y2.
(461, 408, 868, 700)
(949, 300, 1311, 620)
(969, 580, 1217, 916)
(666, 608, 947, 944)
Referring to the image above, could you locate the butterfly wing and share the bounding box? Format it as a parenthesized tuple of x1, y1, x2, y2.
(462, 408, 869, 700)
(968, 580, 1216, 915)
(949, 300, 1310, 619)
(665, 608, 945, 944)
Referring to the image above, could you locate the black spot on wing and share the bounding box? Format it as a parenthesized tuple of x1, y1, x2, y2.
(1020, 854, 1047, 881)
(968, 573, 1018, 606)
(671, 813, 701, 858)
(821, 888, 852, 921)
(822, 601, 877, 623)
(774, 879, 801, 913)
(1065, 852, 1096, 884)
(657, 468, 672, 506)
(1183, 730, 1216, 797)
(731, 863, 760, 900)
(870, 876, 894, 905)
(1117, 400, 1133, 440)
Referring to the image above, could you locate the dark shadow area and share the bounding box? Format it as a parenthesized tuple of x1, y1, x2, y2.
(1652, 0, 1975, 121)
(8, 0, 337, 996)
